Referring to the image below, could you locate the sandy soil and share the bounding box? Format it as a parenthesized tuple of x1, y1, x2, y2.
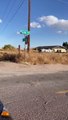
(0, 62, 68, 77)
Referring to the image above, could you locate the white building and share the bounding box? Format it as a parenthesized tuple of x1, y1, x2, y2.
(35, 45, 67, 53)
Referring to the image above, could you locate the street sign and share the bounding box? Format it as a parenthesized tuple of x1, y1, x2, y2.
(20, 31, 30, 35)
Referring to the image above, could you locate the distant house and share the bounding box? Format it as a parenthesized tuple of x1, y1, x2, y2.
(52, 46, 66, 53)
(34, 45, 67, 53)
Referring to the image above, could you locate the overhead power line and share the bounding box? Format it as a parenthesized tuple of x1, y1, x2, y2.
(7, 0, 25, 23)
(2, 0, 18, 22)
(0, 0, 18, 31)
(1, 0, 12, 20)
(1, 0, 25, 32)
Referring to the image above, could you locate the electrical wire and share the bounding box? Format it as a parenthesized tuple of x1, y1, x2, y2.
(4, 0, 22, 23)
(2, 0, 18, 22)
(7, 0, 25, 23)
(0, 0, 18, 31)
(1, 0, 25, 32)
(1, 0, 12, 20)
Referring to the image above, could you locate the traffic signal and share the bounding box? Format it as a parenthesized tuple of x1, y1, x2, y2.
(22, 36, 28, 45)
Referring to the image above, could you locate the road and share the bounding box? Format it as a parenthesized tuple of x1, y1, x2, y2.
(0, 63, 68, 120)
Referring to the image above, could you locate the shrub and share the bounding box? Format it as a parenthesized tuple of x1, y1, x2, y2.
(2, 44, 16, 51)
(2, 53, 17, 62)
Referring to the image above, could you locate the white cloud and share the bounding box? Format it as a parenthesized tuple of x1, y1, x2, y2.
(56, 19, 68, 30)
(39, 16, 58, 26)
(30, 22, 41, 28)
(0, 19, 2, 23)
(57, 30, 68, 35)
(57, 30, 63, 34)
(39, 15, 68, 30)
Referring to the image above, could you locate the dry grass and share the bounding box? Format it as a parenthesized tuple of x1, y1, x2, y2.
(26, 51, 68, 65)
(0, 49, 68, 64)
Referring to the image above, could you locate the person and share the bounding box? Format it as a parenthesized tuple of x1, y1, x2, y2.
(0, 101, 3, 114)
(0, 101, 13, 120)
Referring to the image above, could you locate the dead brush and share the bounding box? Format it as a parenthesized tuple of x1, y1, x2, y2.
(2, 53, 18, 62)
(0, 49, 68, 64)
(26, 52, 68, 64)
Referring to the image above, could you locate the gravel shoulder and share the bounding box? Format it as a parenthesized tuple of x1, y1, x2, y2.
(0, 62, 68, 77)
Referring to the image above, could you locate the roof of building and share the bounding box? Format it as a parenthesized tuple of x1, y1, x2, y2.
(34, 45, 66, 50)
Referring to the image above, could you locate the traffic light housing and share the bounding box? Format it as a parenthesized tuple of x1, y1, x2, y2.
(22, 36, 28, 45)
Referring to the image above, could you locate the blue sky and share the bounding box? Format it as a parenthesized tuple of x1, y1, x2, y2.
(0, 0, 68, 48)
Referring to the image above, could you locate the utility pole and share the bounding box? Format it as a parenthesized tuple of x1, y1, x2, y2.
(27, 0, 31, 52)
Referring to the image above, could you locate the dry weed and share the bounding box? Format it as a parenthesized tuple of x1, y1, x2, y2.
(0, 49, 68, 64)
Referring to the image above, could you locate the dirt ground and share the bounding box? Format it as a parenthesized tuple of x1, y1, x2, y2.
(0, 62, 68, 77)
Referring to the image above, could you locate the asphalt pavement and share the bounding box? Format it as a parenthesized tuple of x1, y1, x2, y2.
(0, 70, 68, 120)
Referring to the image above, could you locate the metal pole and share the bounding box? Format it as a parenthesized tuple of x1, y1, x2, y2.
(18, 45, 21, 56)
(24, 41, 26, 62)
(27, 0, 31, 52)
